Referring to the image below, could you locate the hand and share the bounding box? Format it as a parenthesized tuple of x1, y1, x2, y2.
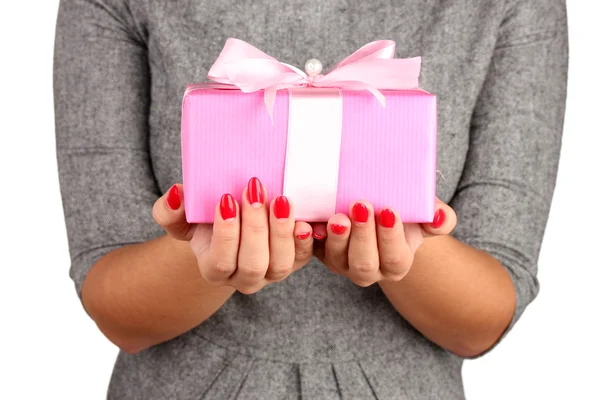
(312, 198, 457, 286)
(152, 178, 314, 294)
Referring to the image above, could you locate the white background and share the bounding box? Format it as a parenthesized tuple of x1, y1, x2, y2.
(0, 1, 598, 399)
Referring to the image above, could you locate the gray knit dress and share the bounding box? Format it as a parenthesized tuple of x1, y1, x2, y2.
(54, 0, 568, 398)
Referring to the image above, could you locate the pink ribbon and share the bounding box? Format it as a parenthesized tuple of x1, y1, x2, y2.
(187, 38, 421, 118)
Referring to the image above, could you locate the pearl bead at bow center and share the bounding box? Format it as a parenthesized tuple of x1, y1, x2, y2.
(304, 58, 323, 77)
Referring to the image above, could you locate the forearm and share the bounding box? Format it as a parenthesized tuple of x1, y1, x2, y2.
(378, 234, 516, 358)
(82, 235, 235, 354)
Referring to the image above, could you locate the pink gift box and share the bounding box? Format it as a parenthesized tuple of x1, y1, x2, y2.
(181, 87, 437, 223)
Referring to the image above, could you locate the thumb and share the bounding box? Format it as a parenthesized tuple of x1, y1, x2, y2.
(422, 198, 457, 237)
(152, 184, 194, 241)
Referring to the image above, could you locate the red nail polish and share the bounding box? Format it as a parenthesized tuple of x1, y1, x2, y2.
(432, 209, 446, 229)
(313, 233, 325, 240)
(352, 202, 369, 223)
(166, 185, 181, 210)
(220, 194, 236, 220)
(296, 232, 311, 240)
(331, 224, 347, 235)
(379, 209, 395, 228)
(273, 196, 290, 219)
(247, 177, 264, 205)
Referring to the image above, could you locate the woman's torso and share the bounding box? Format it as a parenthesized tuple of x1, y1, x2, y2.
(109, 1, 506, 398)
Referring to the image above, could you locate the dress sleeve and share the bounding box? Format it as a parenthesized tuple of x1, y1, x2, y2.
(54, 0, 164, 299)
(449, 0, 568, 353)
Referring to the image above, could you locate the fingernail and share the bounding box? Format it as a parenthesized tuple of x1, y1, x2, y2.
(313, 233, 325, 240)
(273, 196, 290, 219)
(166, 185, 181, 210)
(247, 177, 264, 207)
(352, 202, 369, 223)
(432, 209, 446, 229)
(331, 224, 347, 235)
(220, 194, 236, 221)
(379, 209, 395, 228)
(296, 232, 311, 240)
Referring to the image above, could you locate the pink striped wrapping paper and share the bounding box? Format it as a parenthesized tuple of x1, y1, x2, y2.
(181, 88, 437, 223)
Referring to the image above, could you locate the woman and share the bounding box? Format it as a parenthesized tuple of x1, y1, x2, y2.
(54, 0, 568, 398)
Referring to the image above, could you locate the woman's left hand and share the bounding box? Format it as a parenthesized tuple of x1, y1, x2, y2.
(313, 198, 457, 286)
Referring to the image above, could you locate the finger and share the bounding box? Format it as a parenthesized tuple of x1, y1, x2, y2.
(152, 184, 193, 241)
(348, 201, 382, 286)
(311, 222, 328, 260)
(403, 224, 424, 254)
(293, 221, 314, 270)
(376, 208, 413, 281)
(265, 196, 295, 282)
(422, 198, 457, 237)
(190, 224, 214, 261)
(312, 223, 328, 241)
(322, 213, 351, 275)
(233, 177, 270, 292)
(200, 194, 241, 284)
(313, 238, 325, 261)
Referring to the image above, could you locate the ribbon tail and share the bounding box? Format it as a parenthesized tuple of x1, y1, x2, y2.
(316, 81, 387, 108)
(367, 87, 386, 108)
(263, 84, 300, 123)
(264, 87, 277, 124)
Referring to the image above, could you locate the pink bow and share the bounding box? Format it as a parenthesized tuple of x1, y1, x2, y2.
(189, 38, 422, 118)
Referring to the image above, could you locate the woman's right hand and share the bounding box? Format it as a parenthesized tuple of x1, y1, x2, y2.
(152, 177, 314, 294)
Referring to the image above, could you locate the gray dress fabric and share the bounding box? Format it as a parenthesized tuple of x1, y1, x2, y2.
(53, 0, 568, 398)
